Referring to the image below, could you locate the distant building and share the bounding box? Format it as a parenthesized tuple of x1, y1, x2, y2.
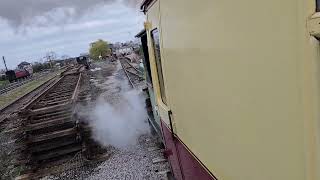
(54, 60, 66, 67)
(18, 61, 31, 69)
(17, 61, 33, 74)
(113, 42, 122, 49)
(80, 53, 89, 58)
(116, 46, 134, 55)
(64, 58, 77, 65)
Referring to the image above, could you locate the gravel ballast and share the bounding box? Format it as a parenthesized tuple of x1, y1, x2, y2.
(42, 60, 170, 180)
(87, 60, 170, 180)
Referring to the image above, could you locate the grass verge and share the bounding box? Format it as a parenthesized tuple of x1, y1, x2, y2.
(0, 71, 61, 109)
(0, 80, 9, 87)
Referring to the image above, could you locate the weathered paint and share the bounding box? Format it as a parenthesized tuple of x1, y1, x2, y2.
(144, 0, 320, 179)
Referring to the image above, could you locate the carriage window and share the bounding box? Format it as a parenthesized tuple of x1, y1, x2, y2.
(151, 29, 167, 105)
(317, 0, 320, 12)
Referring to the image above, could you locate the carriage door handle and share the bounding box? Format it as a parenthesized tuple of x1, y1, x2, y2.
(168, 110, 175, 139)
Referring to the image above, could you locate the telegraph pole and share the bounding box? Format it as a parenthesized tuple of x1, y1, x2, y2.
(2, 56, 8, 71)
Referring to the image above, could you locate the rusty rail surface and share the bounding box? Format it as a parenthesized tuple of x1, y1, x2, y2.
(71, 73, 82, 101)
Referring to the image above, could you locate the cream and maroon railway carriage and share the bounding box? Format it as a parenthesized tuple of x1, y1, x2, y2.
(137, 0, 320, 179)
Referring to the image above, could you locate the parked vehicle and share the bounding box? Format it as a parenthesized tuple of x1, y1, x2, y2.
(5, 68, 32, 82)
(137, 0, 320, 180)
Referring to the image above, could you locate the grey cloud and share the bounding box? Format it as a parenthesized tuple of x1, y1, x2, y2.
(0, 1, 144, 69)
(0, 0, 141, 28)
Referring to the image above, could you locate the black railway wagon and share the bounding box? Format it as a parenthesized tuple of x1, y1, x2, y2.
(76, 56, 90, 69)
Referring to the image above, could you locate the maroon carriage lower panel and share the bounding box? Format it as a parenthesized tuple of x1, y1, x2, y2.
(160, 120, 217, 180)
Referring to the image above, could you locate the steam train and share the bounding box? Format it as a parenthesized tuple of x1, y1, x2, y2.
(137, 0, 320, 180)
(5, 68, 33, 82)
(76, 56, 90, 69)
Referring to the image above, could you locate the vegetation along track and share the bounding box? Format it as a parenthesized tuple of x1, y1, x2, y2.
(119, 58, 144, 88)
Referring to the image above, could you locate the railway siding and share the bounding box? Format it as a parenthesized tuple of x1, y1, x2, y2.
(0, 78, 34, 95)
(15, 69, 83, 178)
(0, 69, 71, 179)
(11, 66, 109, 179)
(119, 58, 144, 88)
(0, 70, 64, 110)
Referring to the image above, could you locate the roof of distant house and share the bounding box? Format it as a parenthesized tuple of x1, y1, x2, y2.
(18, 61, 31, 66)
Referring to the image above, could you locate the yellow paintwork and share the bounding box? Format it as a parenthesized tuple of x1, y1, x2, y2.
(144, 0, 320, 179)
(145, 1, 172, 128)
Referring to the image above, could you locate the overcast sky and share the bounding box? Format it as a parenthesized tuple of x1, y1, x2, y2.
(0, 0, 144, 69)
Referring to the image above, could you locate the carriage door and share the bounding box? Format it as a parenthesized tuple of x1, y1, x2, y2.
(137, 30, 162, 136)
(150, 28, 184, 180)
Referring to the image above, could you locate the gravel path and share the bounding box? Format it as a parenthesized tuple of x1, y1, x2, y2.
(87, 134, 169, 180)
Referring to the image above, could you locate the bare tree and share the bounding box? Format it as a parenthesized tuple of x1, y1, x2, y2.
(45, 51, 57, 68)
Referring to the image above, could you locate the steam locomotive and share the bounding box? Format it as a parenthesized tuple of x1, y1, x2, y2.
(76, 56, 90, 69)
(5, 68, 33, 82)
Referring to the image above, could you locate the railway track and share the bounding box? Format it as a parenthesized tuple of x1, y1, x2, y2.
(0, 75, 60, 129)
(7, 66, 109, 179)
(0, 69, 71, 125)
(0, 71, 56, 95)
(0, 78, 34, 95)
(119, 58, 144, 88)
(11, 66, 92, 179)
(0, 65, 110, 179)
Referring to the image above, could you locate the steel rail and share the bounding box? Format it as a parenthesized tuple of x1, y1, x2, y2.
(0, 75, 58, 119)
(0, 78, 33, 95)
(119, 58, 136, 88)
(21, 76, 64, 111)
(16, 69, 84, 179)
(123, 57, 143, 75)
(0, 68, 70, 116)
(71, 73, 82, 101)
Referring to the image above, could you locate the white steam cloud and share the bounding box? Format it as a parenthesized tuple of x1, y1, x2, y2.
(89, 90, 149, 148)
(0, 0, 142, 28)
(79, 61, 149, 148)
